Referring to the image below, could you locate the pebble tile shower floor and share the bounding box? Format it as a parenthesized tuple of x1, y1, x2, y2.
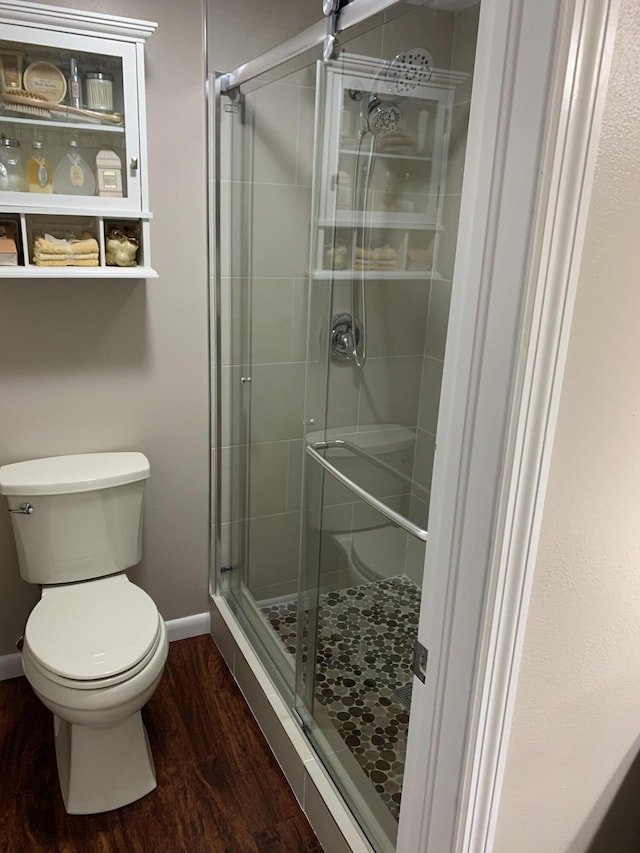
(261, 576, 421, 821)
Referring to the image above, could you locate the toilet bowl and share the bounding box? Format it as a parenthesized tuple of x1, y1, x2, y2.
(0, 452, 168, 815)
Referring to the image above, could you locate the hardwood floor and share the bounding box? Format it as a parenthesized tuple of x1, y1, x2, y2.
(0, 635, 323, 853)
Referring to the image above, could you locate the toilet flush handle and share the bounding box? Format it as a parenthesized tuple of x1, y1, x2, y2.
(8, 502, 33, 514)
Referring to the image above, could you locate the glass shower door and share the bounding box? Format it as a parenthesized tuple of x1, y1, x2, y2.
(293, 8, 479, 850)
(215, 52, 320, 698)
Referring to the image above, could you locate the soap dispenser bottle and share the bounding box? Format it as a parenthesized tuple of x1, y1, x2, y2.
(53, 139, 96, 196)
(26, 141, 53, 193)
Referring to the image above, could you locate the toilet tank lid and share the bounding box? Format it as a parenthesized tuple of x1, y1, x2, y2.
(0, 452, 150, 496)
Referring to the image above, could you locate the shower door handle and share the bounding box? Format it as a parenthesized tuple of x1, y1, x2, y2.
(306, 443, 428, 542)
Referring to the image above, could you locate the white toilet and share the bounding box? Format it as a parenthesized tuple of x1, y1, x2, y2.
(0, 452, 168, 815)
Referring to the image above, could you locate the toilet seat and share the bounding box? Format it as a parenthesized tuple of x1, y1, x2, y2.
(24, 574, 162, 690)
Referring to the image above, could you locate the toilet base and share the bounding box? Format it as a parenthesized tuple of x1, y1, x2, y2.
(54, 711, 157, 814)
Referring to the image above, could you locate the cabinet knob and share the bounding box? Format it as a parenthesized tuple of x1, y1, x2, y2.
(130, 156, 139, 171)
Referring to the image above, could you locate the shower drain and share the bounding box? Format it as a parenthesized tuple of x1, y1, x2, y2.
(392, 682, 413, 712)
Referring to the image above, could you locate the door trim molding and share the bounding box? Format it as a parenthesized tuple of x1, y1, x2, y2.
(456, 1, 620, 850)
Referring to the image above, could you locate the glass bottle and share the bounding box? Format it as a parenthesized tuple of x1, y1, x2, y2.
(0, 135, 24, 192)
(53, 139, 96, 196)
(26, 141, 53, 194)
(69, 58, 82, 109)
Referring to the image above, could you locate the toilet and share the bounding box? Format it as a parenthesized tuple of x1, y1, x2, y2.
(0, 452, 168, 815)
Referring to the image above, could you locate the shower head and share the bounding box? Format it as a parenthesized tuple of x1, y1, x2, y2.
(366, 99, 402, 136)
(354, 47, 434, 137)
(382, 47, 433, 98)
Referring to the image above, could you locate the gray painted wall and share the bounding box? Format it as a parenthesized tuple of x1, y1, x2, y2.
(0, 0, 320, 657)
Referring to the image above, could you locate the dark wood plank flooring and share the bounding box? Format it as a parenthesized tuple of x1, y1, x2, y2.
(0, 635, 322, 853)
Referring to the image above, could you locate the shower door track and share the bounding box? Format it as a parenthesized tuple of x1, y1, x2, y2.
(219, 0, 405, 93)
(306, 442, 428, 542)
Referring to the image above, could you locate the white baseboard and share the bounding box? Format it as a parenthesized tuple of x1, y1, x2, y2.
(0, 652, 22, 681)
(0, 612, 211, 682)
(164, 611, 210, 643)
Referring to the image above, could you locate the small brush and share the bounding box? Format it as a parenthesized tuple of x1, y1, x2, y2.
(3, 89, 123, 125)
(2, 98, 51, 118)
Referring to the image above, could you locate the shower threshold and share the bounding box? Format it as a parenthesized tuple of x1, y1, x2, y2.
(261, 575, 421, 821)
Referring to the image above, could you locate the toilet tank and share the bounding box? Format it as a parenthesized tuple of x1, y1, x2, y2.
(0, 453, 150, 585)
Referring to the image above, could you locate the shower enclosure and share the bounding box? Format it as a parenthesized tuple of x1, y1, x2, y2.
(206, 0, 616, 848)
(212, 3, 479, 848)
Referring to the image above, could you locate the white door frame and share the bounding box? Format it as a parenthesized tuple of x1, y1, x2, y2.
(397, 0, 620, 851)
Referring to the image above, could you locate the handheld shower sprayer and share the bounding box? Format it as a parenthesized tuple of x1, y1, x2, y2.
(343, 47, 434, 370)
(348, 47, 434, 138)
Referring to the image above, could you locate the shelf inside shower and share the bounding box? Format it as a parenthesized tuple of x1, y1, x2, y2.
(261, 575, 421, 821)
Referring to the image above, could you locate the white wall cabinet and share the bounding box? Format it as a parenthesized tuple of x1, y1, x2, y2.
(0, 0, 157, 277)
(313, 54, 464, 286)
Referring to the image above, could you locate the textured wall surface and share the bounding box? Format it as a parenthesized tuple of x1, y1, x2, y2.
(0, 0, 210, 655)
(494, 1, 640, 850)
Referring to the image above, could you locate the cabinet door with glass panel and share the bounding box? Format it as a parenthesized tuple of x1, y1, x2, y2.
(0, 24, 143, 213)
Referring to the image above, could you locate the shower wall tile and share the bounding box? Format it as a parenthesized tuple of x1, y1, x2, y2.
(446, 101, 471, 197)
(418, 355, 443, 436)
(426, 279, 452, 361)
(249, 83, 300, 186)
(365, 280, 430, 358)
(358, 355, 423, 428)
(291, 278, 309, 363)
(437, 193, 462, 281)
(307, 279, 333, 364)
(221, 362, 305, 445)
(452, 2, 480, 106)
(320, 476, 358, 510)
(351, 493, 411, 532)
(245, 512, 301, 590)
(221, 441, 289, 523)
(306, 359, 361, 431)
(296, 84, 317, 188)
(286, 63, 317, 90)
(318, 443, 415, 509)
(339, 13, 385, 58)
(405, 535, 426, 588)
(287, 439, 304, 513)
(411, 427, 436, 495)
(380, 5, 454, 67)
(251, 578, 299, 604)
(252, 184, 312, 278)
(219, 179, 232, 278)
(222, 277, 297, 365)
(408, 493, 429, 529)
